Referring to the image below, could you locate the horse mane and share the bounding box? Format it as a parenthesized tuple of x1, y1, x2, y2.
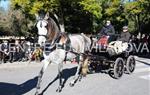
(46, 17, 60, 43)
(49, 13, 60, 30)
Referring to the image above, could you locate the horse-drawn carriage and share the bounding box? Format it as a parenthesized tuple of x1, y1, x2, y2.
(87, 35, 136, 79)
(34, 12, 137, 94)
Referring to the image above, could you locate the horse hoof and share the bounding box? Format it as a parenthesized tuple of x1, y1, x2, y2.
(78, 76, 82, 82)
(56, 87, 62, 92)
(36, 86, 40, 89)
(35, 92, 39, 95)
(78, 77, 82, 82)
(79, 79, 82, 82)
(69, 82, 74, 87)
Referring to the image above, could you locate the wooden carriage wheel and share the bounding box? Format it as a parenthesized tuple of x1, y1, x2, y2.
(125, 55, 136, 74)
(113, 57, 124, 79)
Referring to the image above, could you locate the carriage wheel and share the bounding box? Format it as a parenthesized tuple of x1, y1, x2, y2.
(113, 58, 124, 79)
(125, 56, 136, 74)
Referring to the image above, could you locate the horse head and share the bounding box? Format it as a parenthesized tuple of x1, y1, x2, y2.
(36, 12, 60, 46)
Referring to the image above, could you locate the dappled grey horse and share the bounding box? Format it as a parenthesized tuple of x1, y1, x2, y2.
(35, 12, 91, 95)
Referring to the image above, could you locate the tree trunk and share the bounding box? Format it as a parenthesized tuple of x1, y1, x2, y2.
(135, 15, 140, 36)
(59, 1, 65, 33)
(136, 14, 142, 38)
(53, 0, 65, 33)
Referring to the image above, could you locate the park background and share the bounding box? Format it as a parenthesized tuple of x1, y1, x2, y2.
(0, 0, 150, 37)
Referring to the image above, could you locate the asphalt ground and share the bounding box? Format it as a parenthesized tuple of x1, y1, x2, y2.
(0, 56, 149, 95)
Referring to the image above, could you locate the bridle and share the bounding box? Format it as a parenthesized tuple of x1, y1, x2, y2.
(37, 19, 49, 38)
(37, 18, 62, 48)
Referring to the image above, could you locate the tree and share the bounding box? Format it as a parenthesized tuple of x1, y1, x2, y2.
(124, 0, 150, 34)
(9, 0, 150, 35)
(79, 0, 102, 32)
(0, 7, 29, 36)
(11, 0, 65, 33)
(11, 0, 103, 33)
(100, 0, 128, 33)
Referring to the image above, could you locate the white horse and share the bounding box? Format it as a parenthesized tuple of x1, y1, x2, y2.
(35, 12, 91, 95)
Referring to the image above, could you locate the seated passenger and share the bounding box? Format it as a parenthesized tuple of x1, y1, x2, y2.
(107, 26, 131, 55)
(118, 26, 131, 42)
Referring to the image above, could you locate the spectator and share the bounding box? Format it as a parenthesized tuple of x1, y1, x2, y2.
(1, 40, 9, 63)
(14, 40, 21, 61)
(0, 40, 3, 64)
(9, 38, 15, 63)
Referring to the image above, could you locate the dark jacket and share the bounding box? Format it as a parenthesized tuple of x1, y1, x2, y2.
(1, 43, 8, 51)
(118, 31, 131, 42)
(100, 25, 115, 36)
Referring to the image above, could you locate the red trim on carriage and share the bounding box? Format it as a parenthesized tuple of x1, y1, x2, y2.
(97, 36, 108, 46)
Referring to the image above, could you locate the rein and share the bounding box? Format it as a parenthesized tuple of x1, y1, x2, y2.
(38, 34, 47, 38)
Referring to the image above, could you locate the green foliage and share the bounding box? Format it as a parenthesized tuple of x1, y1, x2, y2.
(100, 0, 127, 33)
(125, 1, 141, 16)
(105, 0, 120, 16)
(124, 0, 150, 33)
(0, 0, 150, 36)
(80, 0, 102, 19)
(11, 0, 60, 14)
(79, 0, 103, 32)
(61, 0, 93, 33)
(0, 8, 28, 36)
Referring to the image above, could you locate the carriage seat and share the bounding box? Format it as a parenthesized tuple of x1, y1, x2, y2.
(107, 41, 129, 56)
(97, 35, 118, 50)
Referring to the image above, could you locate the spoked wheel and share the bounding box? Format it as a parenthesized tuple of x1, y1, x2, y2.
(110, 58, 124, 79)
(125, 55, 136, 74)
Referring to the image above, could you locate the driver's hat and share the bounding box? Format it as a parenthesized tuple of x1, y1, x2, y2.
(123, 26, 128, 30)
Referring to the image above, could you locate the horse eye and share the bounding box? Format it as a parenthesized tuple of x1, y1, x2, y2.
(46, 24, 48, 28)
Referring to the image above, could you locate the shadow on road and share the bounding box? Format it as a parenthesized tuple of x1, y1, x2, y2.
(0, 66, 78, 95)
(40, 66, 77, 95)
(136, 60, 150, 66)
(0, 76, 38, 95)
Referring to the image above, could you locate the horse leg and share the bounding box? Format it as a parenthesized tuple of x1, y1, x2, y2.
(0, 52, 1, 64)
(35, 68, 43, 95)
(81, 56, 90, 76)
(56, 62, 63, 92)
(35, 60, 51, 95)
(70, 55, 83, 87)
(2, 53, 4, 63)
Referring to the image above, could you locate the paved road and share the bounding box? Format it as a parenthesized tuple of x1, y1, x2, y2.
(0, 57, 149, 95)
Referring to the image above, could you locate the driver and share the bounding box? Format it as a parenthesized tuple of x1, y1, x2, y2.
(98, 20, 116, 43)
(99, 20, 115, 37)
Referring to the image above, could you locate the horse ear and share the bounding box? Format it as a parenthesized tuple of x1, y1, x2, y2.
(35, 13, 39, 20)
(44, 12, 49, 20)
